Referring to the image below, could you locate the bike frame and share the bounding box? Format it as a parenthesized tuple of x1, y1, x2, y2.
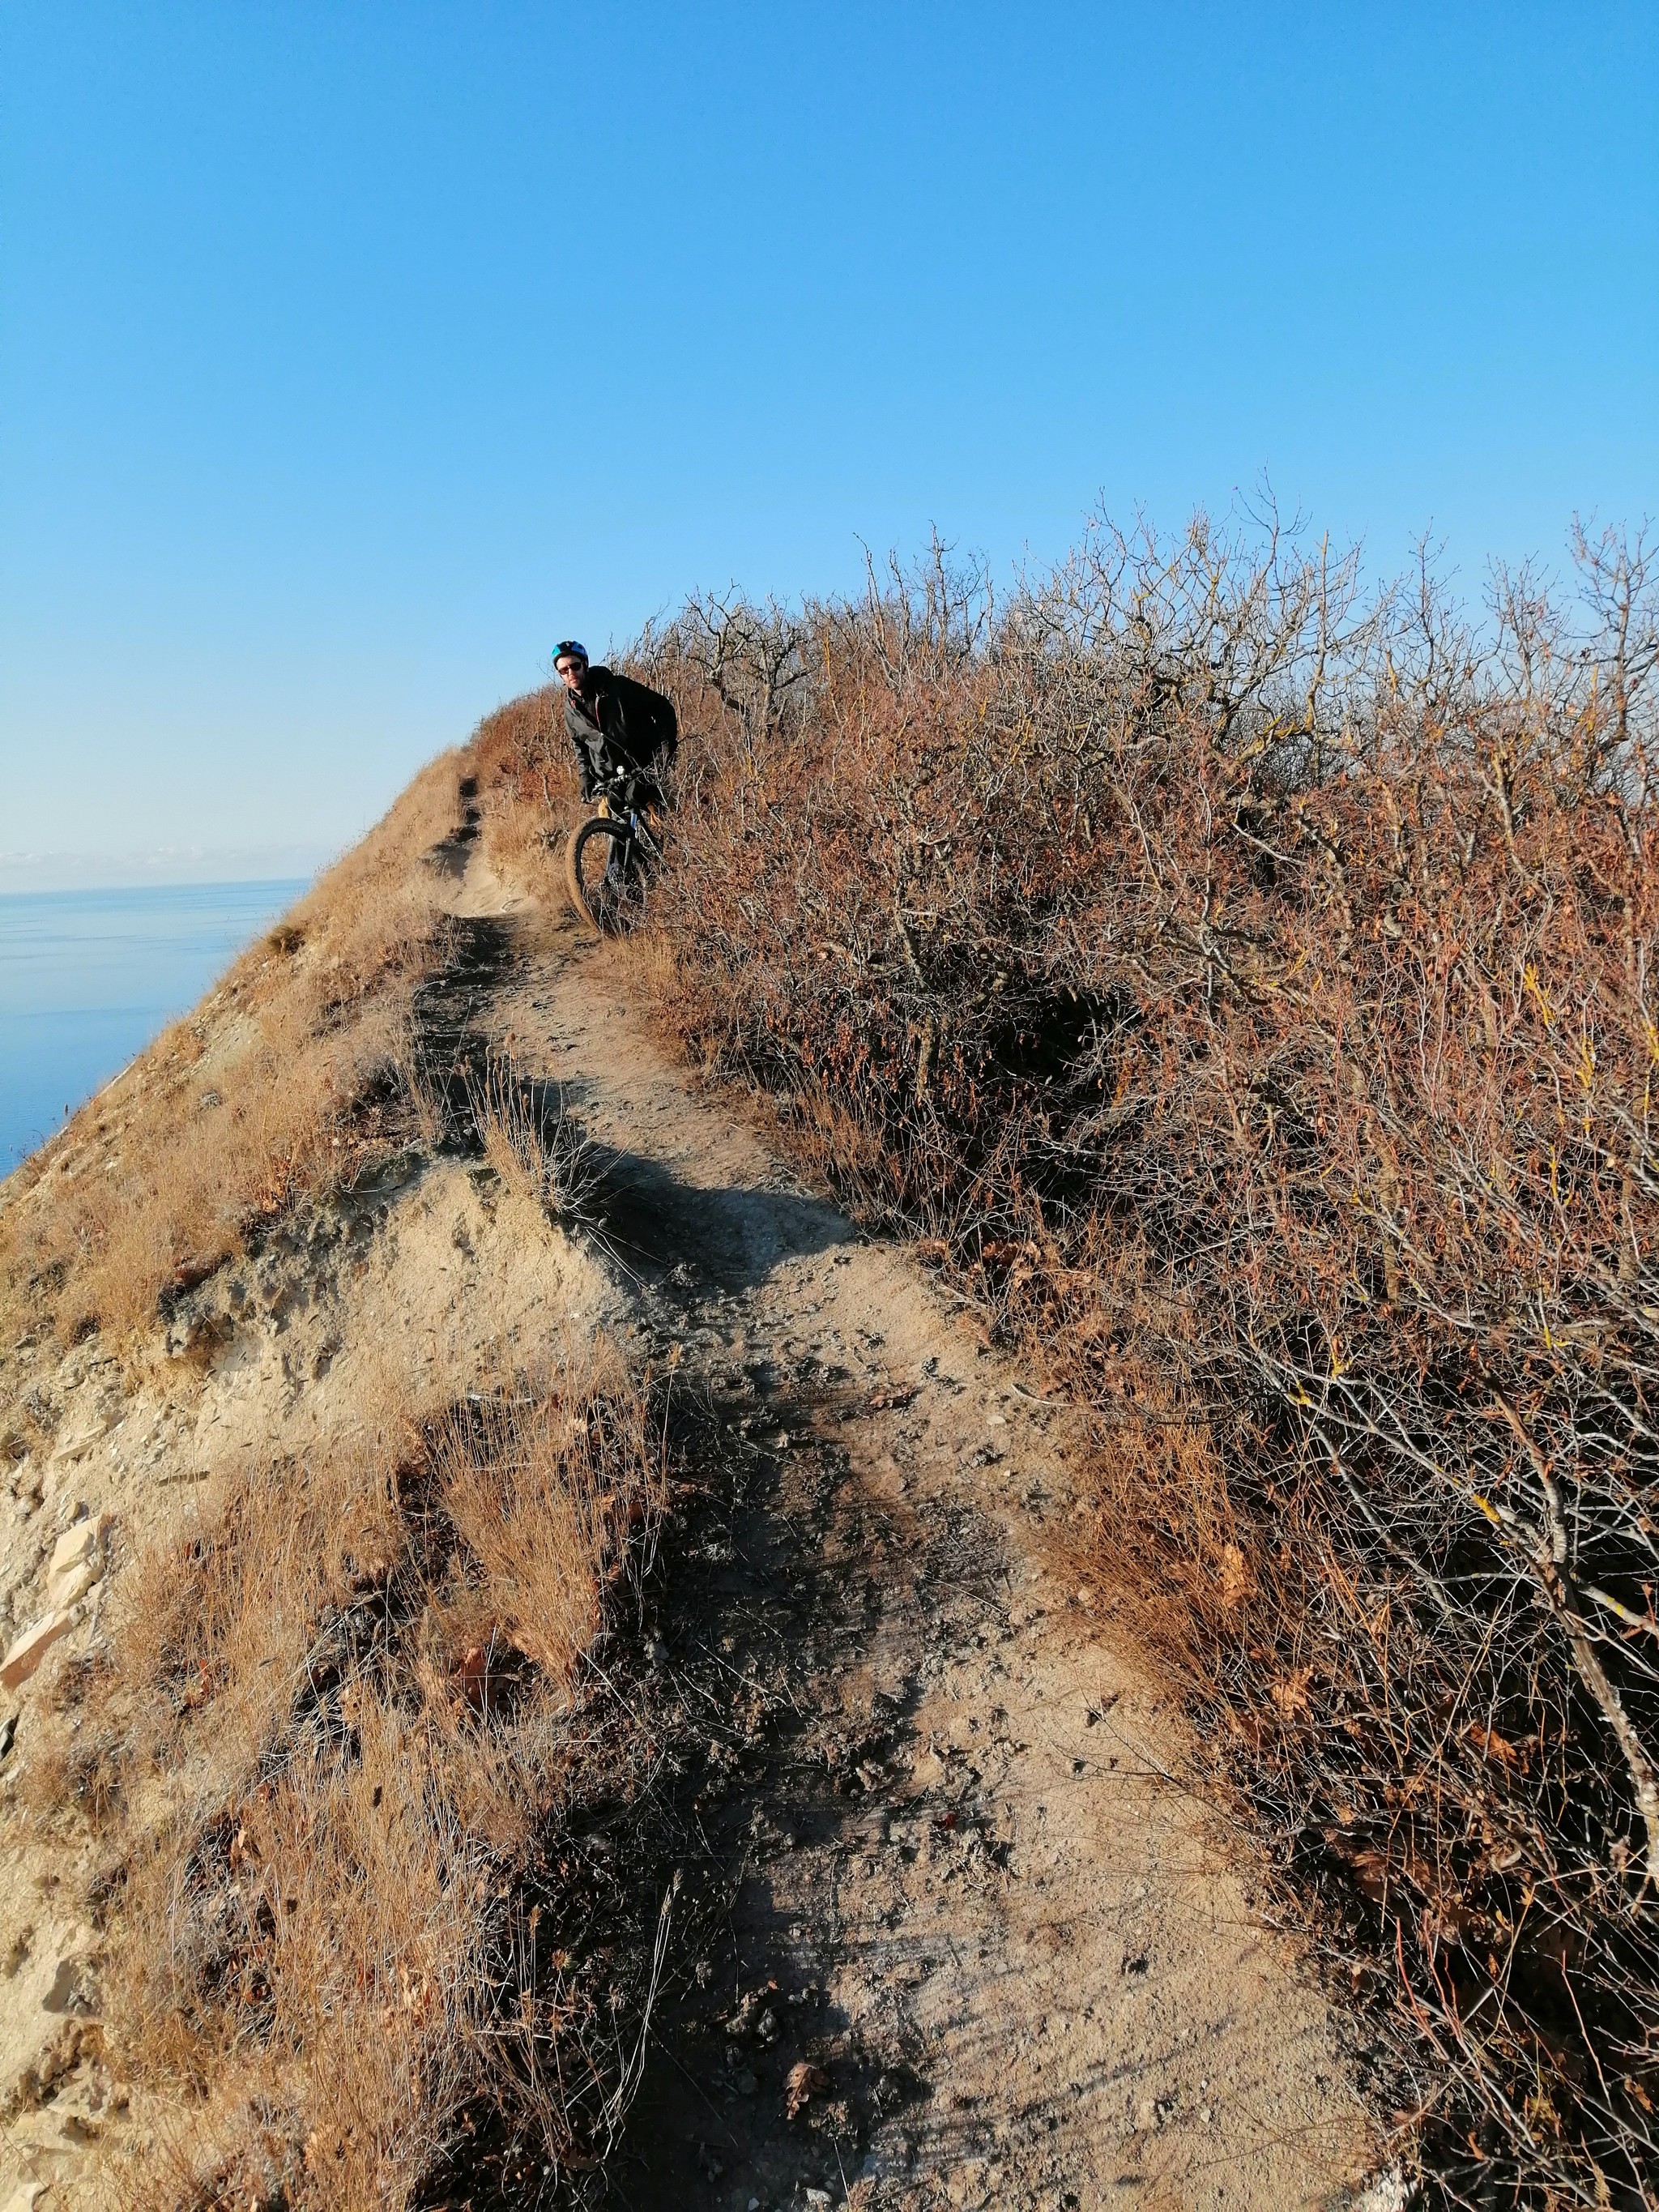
(595, 775, 663, 871)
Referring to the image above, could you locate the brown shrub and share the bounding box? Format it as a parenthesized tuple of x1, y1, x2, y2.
(470, 685, 581, 903)
(521, 515, 1659, 2202)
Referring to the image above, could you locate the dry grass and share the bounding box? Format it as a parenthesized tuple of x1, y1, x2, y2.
(0, 751, 464, 1347)
(465, 1054, 600, 1227)
(479, 515, 1659, 2204)
(433, 1388, 642, 1680)
(28, 1333, 665, 2212)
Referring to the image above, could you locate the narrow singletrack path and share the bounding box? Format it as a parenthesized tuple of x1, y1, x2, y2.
(471, 884, 1377, 2212)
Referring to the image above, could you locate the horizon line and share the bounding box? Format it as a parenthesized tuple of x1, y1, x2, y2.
(0, 845, 333, 896)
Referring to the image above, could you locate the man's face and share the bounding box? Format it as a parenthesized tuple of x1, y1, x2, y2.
(556, 655, 588, 690)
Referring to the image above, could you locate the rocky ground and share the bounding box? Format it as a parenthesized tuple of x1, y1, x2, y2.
(0, 839, 1397, 2212)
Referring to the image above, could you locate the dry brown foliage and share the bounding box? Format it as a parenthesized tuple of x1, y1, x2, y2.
(33, 1334, 665, 2212)
(0, 752, 463, 1347)
(471, 685, 577, 905)
(480, 515, 1659, 2203)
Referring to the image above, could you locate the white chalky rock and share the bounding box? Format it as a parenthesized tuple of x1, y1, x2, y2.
(50, 1399, 122, 1464)
(49, 1561, 99, 1609)
(45, 1515, 108, 1608)
(1, 1610, 74, 1690)
(1351, 2175, 1414, 2212)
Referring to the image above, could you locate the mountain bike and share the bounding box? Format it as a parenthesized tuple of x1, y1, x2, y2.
(564, 771, 664, 934)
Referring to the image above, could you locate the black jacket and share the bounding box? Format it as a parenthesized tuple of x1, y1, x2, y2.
(563, 667, 678, 799)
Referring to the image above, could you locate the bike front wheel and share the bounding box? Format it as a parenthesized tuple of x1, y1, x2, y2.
(565, 815, 636, 934)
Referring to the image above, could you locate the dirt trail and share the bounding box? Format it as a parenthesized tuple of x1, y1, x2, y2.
(0, 833, 1382, 2212)
(474, 875, 1378, 2211)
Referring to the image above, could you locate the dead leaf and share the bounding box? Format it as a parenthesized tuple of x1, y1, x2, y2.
(456, 1641, 500, 1712)
(1270, 1668, 1313, 1718)
(1467, 1722, 1523, 1768)
(1330, 1838, 1392, 1906)
(1217, 1543, 1252, 1609)
(866, 1384, 919, 1413)
(785, 2060, 830, 2120)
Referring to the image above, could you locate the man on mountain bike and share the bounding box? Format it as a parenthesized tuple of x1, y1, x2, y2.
(554, 640, 678, 808)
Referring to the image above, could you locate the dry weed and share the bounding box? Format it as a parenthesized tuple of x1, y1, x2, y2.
(471, 685, 577, 908)
(465, 1055, 599, 1226)
(433, 1368, 656, 1682)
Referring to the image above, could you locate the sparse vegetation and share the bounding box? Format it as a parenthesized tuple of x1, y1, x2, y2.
(32, 1331, 666, 2212)
(476, 511, 1659, 2204)
(1, 761, 672, 2212)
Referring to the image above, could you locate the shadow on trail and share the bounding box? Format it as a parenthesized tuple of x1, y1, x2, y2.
(426, 771, 484, 882)
(557, 1379, 1005, 2212)
(569, 1125, 849, 1296)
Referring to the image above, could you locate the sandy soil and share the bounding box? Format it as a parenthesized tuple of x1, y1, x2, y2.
(0, 840, 1388, 2212)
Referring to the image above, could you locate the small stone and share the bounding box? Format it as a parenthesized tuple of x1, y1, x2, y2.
(945, 2162, 992, 2209)
(1351, 2171, 1413, 2212)
(49, 1402, 121, 1464)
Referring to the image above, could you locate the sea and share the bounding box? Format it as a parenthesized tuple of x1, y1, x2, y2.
(0, 880, 309, 1176)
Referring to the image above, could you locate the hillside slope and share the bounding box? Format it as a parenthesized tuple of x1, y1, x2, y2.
(0, 759, 1384, 2212)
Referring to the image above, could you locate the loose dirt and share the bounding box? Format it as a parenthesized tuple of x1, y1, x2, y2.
(0, 838, 1384, 2212)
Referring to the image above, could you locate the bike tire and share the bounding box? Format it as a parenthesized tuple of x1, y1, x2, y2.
(565, 815, 633, 934)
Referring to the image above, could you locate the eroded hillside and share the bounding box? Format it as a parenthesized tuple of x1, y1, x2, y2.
(1, 749, 1392, 2212)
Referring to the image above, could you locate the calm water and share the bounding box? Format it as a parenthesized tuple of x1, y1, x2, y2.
(0, 881, 309, 1174)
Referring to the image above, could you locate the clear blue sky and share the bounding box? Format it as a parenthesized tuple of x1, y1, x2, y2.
(2, 2, 1655, 882)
